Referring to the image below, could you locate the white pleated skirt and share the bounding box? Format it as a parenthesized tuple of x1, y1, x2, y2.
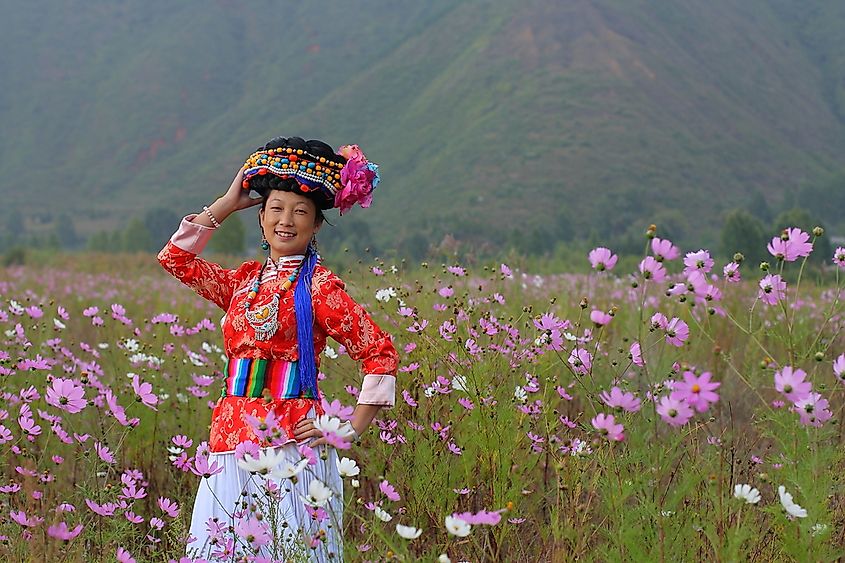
(186, 443, 344, 562)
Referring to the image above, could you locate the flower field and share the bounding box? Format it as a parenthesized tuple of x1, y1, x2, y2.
(1, 230, 844, 562)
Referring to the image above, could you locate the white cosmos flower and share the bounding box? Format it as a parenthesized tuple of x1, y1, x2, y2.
(323, 345, 338, 359)
(451, 375, 468, 392)
(437, 556, 451, 563)
(271, 458, 308, 480)
(778, 485, 807, 518)
(444, 515, 471, 537)
(301, 479, 333, 507)
(374, 506, 392, 522)
(733, 484, 761, 504)
(124, 339, 140, 352)
(811, 523, 828, 536)
(424, 387, 436, 398)
(236, 448, 288, 476)
(563, 332, 577, 342)
(375, 287, 397, 303)
(167, 446, 184, 462)
(395, 523, 423, 539)
(313, 415, 356, 439)
(336, 457, 360, 478)
(514, 386, 528, 403)
(53, 318, 66, 330)
(351, 479, 360, 488)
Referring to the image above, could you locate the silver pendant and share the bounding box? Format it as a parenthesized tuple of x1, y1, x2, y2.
(245, 294, 280, 341)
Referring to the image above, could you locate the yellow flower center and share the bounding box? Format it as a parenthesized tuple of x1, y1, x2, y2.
(691, 384, 701, 393)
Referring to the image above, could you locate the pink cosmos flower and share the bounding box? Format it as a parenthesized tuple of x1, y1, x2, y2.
(45, 378, 86, 414)
(833, 247, 845, 268)
(774, 366, 812, 403)
(656, 396, 694, 427)
(758, 274, 787, 305)
(47, 521, 83, 540)
(683, 250, 714, 275)
(131, 374, 158, 410)
(591, 413, 625, 441)
(650, 313, 669, 330)
(172, 435, 193, 448)
(834, 354, 845, 383)
(590, 310, 612, 326)
(767, 228, 813, 262)
(158, 497, 179, 518)
(651, 238, 680, 261)
(639, 257, 667, 282)
(452, 509, 504, 526)
(94, 442, 115, 464)
(379, 480, 401, 502)
(10, 510, 43, 527)
(568, 348, 592, 375)
(664, 317, 689, 347)
(191, 454, 224, 479)
(322, 398, 354, 420)
(629, 342, 644, 367)
(124, 511, 144, 524)
(534, 313, 567, 331)
(116, 547, 136, 563)
(588, 247, 618, 271)
(600, 387, 641, 413)
(670, 371, 720, 413)
(723, 262, 741, 282)
(793, 392, 833, 427)
(85, 499, 117, 517)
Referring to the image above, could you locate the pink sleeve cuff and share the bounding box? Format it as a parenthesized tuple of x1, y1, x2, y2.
(357, 374, 395, 407)
(170, 214, 215, 254)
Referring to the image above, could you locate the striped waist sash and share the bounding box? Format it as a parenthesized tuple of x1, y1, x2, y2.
(222, 358, 317, 399)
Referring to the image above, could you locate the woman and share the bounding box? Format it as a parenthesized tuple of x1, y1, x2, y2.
(157, 136, 398, 561)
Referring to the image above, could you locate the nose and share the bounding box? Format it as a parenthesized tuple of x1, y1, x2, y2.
(276, 210, 294, 226)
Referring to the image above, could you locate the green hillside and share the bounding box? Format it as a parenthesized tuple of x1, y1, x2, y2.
(1, 0, 844, 256)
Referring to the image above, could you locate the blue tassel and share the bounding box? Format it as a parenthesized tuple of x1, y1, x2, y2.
(294, 243, 319, 398)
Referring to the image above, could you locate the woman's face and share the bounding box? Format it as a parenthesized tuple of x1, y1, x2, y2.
(259, 190, 322, 259)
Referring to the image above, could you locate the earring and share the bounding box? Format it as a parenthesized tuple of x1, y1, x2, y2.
(261, 238, 270, 251)
(310, 235, 319, 252)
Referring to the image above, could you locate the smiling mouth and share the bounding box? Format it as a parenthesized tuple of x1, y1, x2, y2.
(275, 231, 296, 240)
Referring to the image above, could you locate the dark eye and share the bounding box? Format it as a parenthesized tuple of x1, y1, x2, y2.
(295, 209, 307, 214)
(270, 207, 282, 212)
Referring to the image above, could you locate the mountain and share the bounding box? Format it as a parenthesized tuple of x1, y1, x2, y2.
(1, 0, 844, 256)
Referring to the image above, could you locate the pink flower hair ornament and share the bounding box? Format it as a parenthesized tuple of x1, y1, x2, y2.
(335, 144, 380, 215)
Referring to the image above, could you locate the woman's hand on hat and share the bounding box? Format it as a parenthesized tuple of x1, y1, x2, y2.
(220, 167, 262, 213)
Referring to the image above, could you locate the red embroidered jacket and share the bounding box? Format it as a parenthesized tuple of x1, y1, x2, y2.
(158, 215, 398, 453)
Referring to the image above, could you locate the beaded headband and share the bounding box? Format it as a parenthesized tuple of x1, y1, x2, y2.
(241, 144, 380, 214)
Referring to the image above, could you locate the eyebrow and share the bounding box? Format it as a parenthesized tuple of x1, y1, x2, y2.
(267, 199, 311, 209)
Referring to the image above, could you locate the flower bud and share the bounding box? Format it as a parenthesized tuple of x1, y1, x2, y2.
(708, 307, 716, 315)
(579, 297, 588, 309)
(631, 280, 639, 289)
(814, 351, 825, 362)
(733, 252, 744, 264)
(780, 229, 790, 241)
(813, 226, 824, 237)
(646, 224, 657, 239)
(759, 261, 770, 272)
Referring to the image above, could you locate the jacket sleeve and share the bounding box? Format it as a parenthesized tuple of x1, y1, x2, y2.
(156, 215, 245, 311)
(313, 270, 399, 407)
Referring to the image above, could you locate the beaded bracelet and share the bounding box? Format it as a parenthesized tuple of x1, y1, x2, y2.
(202, 206, 221, 228)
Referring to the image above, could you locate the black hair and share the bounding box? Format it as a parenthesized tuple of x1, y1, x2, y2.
(248, 136, 346, 212)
